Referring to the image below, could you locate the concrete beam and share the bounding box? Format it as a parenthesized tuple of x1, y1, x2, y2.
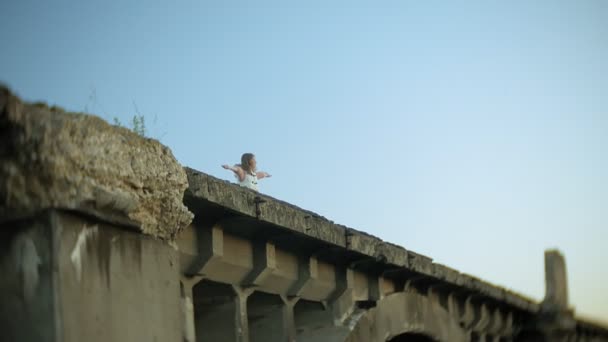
(472, 302, 492, 333)
(486, 307, 504, 336)
(185, 225, 224, 276)
(180, 276, 204, 342)
(242, 241, 277, 287)
(367, 274, 381, 302)
(329, 267, 355, 324)
(462, 296, 477, 329)
(288, 256, 318, 297)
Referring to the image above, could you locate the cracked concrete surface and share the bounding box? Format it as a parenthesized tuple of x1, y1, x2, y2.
(0, 86, 193, 239)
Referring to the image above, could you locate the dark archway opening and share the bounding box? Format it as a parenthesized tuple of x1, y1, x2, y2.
(389, 332, 437, 342)
(515, 330, 546, 342)
(192, 280, 237, 342)
(247, 291, 286, 342)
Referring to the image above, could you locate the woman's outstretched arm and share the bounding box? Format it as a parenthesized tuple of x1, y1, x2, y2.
(256, 171, 272, 180)
(222, 164, 246, 182)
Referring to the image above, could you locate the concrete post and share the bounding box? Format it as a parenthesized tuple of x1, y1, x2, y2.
(534, 250, 577, 341)
(543, 250, 569, 310)
(233, 286, 255, 342)
(281, 295, 300, 342)
(181, 276, 204, 342)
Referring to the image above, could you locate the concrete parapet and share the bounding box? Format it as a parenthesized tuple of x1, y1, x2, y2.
(183, 168, 541, 314)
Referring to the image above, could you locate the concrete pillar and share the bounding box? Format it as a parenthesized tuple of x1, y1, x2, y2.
(281, 296, 300, 342)
(181, 276, 204, 342)
(544, 250, 569, 310)
(234, 286, 254, 342)
(537, 250, 576, 340)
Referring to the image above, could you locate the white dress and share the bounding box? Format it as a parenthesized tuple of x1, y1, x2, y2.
(239, 171, 258, 191)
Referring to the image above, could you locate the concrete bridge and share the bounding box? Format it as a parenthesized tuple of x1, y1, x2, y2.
(1, 86, 607, 341)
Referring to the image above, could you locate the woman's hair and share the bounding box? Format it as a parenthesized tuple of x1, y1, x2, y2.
(239, 153, 255, 173)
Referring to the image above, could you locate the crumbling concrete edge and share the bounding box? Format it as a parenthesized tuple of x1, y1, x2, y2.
(0, 86, 194, 240)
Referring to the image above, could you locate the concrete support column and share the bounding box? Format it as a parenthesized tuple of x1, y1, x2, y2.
(181, 276, 204, 342)
(544, 250, 569, 309)
(234, 286, 254, 342)
(280, 296, 300, 342)
(535, 250, 576, 340)
(329, 266, 355, 324)
(447, 292, 462, 321)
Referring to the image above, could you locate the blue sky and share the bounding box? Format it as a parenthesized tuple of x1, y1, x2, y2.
(2, 0, 607, 322)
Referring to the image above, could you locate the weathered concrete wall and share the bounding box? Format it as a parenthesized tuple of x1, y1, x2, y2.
(0, 210, 183, 342)
(55, 211, 182, 341)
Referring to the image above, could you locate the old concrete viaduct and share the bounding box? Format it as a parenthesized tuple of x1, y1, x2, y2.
(1, 86, 607, 341)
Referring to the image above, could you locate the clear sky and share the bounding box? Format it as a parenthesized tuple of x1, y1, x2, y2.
(1, 0, 607, 322)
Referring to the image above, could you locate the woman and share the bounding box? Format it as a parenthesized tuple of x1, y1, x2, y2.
(222, 153, 271, 192)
